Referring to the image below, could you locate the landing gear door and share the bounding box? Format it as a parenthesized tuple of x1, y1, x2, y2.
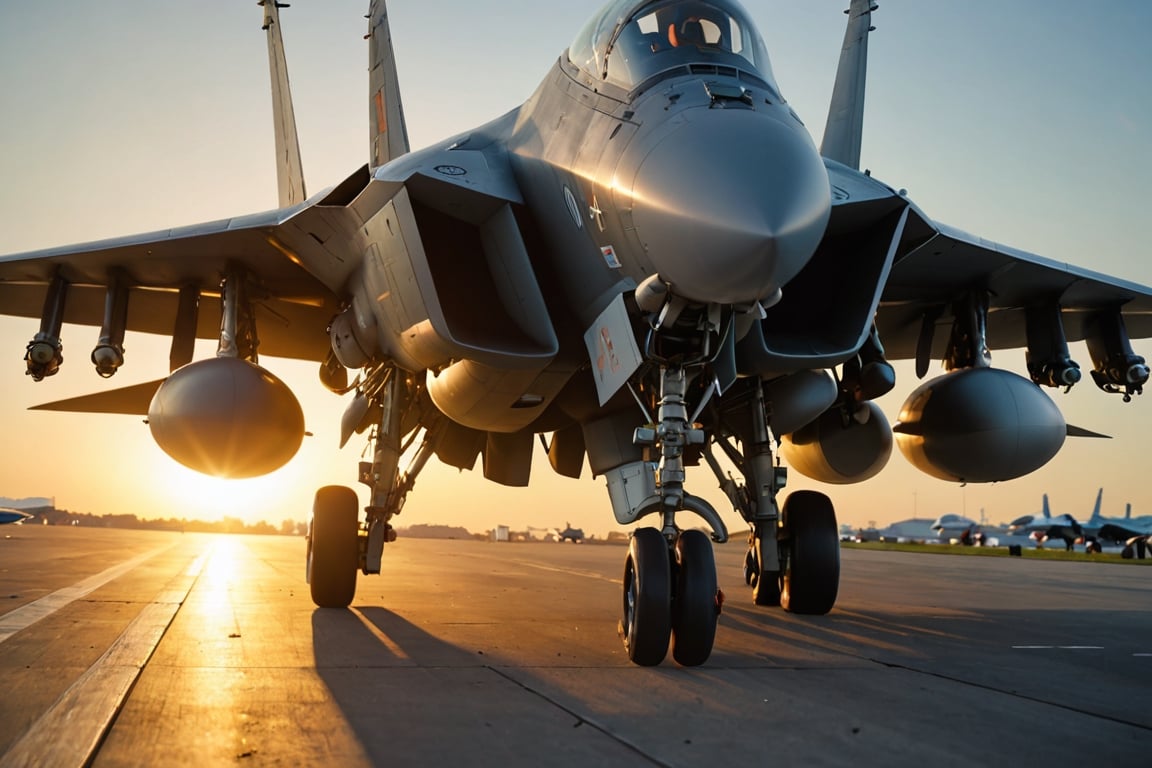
(584, 293, 643, 405)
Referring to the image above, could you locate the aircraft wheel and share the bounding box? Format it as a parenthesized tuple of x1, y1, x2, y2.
(671, 530, 719, 666)
(753, 566, 782, 606)
(750, 532, 782, 606)
(780, 491, 840, 615)
(307, 485, 359, 608)
(743, 548, 757, 586)
(622, 527, 672, 666)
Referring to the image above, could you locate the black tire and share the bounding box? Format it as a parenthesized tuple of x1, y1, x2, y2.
(743, 547, 757, 586)
(622, 527, 672, 666)
(753, 566, 782, 606)
(307, 485, 360, 608)
(751, 532, 782, 607)
(780, 490, 840, 615)
(671, 530, 718, 666)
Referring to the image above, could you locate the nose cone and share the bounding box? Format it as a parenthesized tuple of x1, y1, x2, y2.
(627, 111, 830, 305)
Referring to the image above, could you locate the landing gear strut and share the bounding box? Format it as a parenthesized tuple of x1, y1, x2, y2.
(610, 311, 728, 666)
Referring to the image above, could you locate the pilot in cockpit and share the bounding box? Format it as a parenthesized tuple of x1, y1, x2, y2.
(595, 0, 773, 91)
(659, 4, 728, 52)
(668, 18, 707, 48)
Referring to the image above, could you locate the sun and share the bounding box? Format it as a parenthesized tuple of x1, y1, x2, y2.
(158, 461, 302, 525)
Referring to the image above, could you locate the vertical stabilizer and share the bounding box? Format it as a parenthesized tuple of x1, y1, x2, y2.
(821, 0, 877, 169)
(260, 1, 307, 208)
(1041, 494, 1051, 519)
(368, 1, 410, 167)
(1090, 488, 1103, 523)
(1125, 503, 1132, 520)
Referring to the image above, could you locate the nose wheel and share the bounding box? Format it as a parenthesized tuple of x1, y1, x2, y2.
(671, 529, 720, 666)
(621, 527, 720, 666)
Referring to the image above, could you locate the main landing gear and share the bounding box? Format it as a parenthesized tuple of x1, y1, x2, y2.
(307, 366, 432, 609)
(747, 490, 840, 615)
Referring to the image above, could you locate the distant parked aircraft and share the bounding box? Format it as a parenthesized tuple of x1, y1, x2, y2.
(930, 514, 982, 543)
(1008, 489, 1152, 551)
(1007, 494, 1087, 550)
(0, 508, 32, 525)
(1083, 490, 1152, 543)
(556, 523, 585, 543)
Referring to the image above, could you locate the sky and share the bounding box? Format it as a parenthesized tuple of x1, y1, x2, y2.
(0, 1, 1150, 537)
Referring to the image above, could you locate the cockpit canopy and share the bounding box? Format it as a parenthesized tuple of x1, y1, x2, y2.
(569, 0, 778, 93)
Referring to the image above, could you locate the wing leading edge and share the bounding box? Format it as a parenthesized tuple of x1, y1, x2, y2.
(823, 159, 1152, 364)
(0, 201, 342, 364)
(876, 215, 1152, 362)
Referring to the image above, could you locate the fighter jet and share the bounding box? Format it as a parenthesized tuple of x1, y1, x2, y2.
(1080, 490, 1152, 544)
(556, 523, 585, 543)
(929, 513, 982, 544)
(1005, 489, 1152, 549)
(1008, 493, 1087, 550)
(1, 1, 1150, 667)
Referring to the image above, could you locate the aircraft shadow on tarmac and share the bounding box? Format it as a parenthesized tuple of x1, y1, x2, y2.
(311, 606, 480, 669)
(309, 606, 659, 763)
(716, 602, 1151, 728)
(716, 602, 993, 662)
(304, 595, 1152, 766)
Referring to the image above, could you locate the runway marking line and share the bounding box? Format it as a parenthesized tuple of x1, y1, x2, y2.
(0, 544, 211, 768)
(504, 558, 621, 585)
(1011, 645, 1105, 650)
(0, 543, 176, 645)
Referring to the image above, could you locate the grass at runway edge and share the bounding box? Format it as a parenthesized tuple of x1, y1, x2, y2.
(841, 541, 1152, 565)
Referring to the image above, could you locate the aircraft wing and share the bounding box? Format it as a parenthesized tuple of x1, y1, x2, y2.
(0, 197, 355, 364)
(824, 162, 1152, 362)
(1097, 521, 1152, 542)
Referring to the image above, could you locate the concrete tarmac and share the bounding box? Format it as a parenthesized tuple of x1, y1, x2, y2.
(1, 525, 1149, 767)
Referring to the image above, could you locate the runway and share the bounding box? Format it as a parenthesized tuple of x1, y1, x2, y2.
(1, 526, 1149, 767)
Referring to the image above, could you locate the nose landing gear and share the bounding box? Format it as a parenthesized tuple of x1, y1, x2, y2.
(613, 356, 727, 666)
(614, 368, 843, 666)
